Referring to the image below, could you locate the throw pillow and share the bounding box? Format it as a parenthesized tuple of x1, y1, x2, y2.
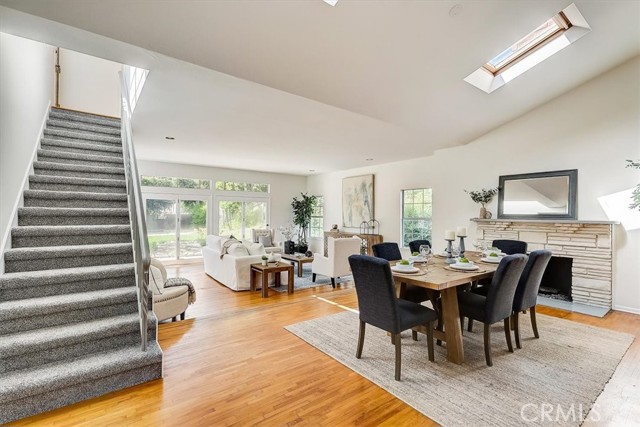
(258, 235, 273, 248)
(244, 242, 266, 256)
(228, 242, 250, 257)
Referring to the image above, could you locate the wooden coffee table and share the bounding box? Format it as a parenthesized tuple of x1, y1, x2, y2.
(280, 254, 314, 277)
(250, 262, 294, 298)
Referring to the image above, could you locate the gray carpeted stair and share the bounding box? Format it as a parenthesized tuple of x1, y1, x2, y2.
(0, 106, 162, 424)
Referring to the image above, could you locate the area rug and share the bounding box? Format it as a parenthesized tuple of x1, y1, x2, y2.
(286, 310, 634, 427)
(271, 264, 350, 292)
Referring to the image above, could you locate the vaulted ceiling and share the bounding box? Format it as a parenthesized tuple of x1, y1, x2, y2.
(1, 0, 639, 175)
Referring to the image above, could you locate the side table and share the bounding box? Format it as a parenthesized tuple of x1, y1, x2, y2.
(250, 262, 294, 298)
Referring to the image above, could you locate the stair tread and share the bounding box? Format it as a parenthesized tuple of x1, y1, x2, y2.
(0, 341, 161, 403)
(12, 224, 131, 237)
(50, 108, 120, 125)
(44, 128, 121, 143)
(24, 189, 128, 200)
(5, 242, 132, 260)
(47, 119, 121, 136)
(41, 137, 123, 154)
(38, 148, 124, 164)
(0, 263, 135, 289)
(29, 174, 126, 187)
(33, 161, 125, 175)
(0, 286, 137, 319)
(0, 313, 140, 357)
(18, 207, 129, 216)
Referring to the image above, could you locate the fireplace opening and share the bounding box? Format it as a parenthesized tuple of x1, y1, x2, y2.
(538, 256, 573, 301)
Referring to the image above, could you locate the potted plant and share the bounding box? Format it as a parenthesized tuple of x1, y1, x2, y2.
(627, 159, 640, 211)
(261, 255, 268, 266)
(465, 188, 498, 219)
(291, 193, 317, 253)
(278, 223, 297, 255)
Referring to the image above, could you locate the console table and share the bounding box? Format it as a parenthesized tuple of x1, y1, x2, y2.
(323, 231, 383, 256)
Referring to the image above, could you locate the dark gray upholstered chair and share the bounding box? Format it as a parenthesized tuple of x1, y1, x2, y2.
(458, 254, 527, 366)
(372, 242, 440, 341)
(348, 255, 437, 381)
(511, 249, 552, 348)
(408, 240, 431, 254)
(492, 239, 528, 255)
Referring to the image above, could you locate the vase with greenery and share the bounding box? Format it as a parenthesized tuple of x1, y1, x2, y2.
(465, 188, 498, 218)
(627, 160, 640, 211)
(278, 224, 297, 254)
(291, 193, 317, 253)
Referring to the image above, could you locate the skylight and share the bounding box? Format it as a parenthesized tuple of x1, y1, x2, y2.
(465, 3, 591, 94)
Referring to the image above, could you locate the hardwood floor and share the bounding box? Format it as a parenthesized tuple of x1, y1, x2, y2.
(9, 262, 640, 427)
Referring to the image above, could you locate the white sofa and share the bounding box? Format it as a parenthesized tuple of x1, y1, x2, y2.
(202, 235, 288, 291)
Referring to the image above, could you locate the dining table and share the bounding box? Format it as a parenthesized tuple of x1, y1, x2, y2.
(391, 251, 500, 365)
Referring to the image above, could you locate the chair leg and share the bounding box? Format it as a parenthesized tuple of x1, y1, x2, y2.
(331, 277, 336, 288)
(391, 333, 396, 345)
(504, 317, 514, 353)
(436, 302, 443, 346)
(356, 320, 365, 359)
(395, 333, 402, 381)
(530, 305, 539, 338)
(426, 321, 435, 362)
(513, 312, 522, 349)
(484, 323, 493, 367)
(467, 318, 474, 332)
(172, 316, 177, 322)
(412, 330, 418, 341)
(312, 273, 316, 282)
(180, 311, 185, 321)
(460, 315, 465, 335)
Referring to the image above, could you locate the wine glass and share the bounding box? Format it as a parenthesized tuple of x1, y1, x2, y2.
(451, 244, 461, 260)
(419, 244, 431, 262)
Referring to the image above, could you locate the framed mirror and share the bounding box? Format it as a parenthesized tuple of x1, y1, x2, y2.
(498, 169, 577, 220)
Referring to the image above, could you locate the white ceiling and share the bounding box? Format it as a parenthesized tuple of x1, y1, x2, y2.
(1, 0, 639, 176)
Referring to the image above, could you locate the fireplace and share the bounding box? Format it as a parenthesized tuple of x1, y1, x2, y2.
(538, 256, 573, 301)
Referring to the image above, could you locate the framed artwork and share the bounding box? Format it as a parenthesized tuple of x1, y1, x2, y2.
(342, 174, 374, 227)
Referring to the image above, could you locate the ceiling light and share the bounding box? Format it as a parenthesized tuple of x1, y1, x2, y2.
(365, 158, 374, 161)
(323, 0, 338, 6)
(309, 169, 315, 172)
(165, 136, 175, 140)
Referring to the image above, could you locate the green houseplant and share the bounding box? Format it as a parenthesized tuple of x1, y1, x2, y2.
(291, 193, 317, 253)
(465, 188, 498, 219)
(628, 160, 640, 211)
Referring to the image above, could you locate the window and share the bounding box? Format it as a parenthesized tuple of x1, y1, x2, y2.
(464, 3, 590, 93)
(310, 196, 324, 238)
(141, 176, 210, 190)
(402, 189, 432, 247)
(215, 181, 269, 193)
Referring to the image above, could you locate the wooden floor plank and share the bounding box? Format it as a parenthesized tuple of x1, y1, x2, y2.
(8, 263, 639, 427)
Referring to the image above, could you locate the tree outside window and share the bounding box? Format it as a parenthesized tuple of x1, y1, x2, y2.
(402, 189, 432, 246)
(310, 196, 324, 238)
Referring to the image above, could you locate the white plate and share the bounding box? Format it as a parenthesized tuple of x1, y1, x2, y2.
(481, 257, 502, 264)
(483, 250, 506, 257)
(450, 263, 480, 271)
(391, 266, 420, 274)
(408, 255, 426, 262)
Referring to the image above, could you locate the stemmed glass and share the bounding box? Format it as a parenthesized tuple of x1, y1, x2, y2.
(451, 244, 461, 260)
(419, 244, 431, 270)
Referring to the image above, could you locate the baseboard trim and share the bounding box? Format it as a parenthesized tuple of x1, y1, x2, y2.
(613, 305, 640, 315)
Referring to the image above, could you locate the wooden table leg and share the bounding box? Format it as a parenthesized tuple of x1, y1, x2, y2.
(250, 268, 256, 292)
(287, 266, 294, 294)
(440, 287, 464, 364)
(297, 261, 303, 277)
(261, 270, 269, 298)
(275, 272, 281, 287)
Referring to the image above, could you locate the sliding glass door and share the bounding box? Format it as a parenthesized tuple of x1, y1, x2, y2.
(216, 197, 268, 241)
(144, 196, 208, 260)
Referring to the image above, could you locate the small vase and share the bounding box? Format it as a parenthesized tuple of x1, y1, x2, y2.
(479, 207, 487, 219)
(261, 260, 268, 266)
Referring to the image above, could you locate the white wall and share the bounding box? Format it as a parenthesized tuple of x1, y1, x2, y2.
(59, 48, 121, 118)
(0, 33, 54, 267)
(308, 56, 640, 313)
(137, 159, 307, 241)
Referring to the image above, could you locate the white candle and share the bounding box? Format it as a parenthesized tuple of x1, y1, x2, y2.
(445, 230, 456, 240)
(456, 226, 467, 237)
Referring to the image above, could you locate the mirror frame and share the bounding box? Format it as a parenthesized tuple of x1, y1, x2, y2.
(498, 169, 578, 220)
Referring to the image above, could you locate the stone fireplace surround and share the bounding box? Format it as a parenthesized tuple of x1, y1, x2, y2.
(472, 219, 618, 309)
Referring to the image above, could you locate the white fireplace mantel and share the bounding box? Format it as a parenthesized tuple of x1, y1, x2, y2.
(471, 218, 619, 225)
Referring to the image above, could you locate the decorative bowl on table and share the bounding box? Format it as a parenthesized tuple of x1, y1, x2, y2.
(394, 260, 414, 271)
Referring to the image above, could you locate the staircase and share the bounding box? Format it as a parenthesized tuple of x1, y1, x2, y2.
(0, 107, 163, 424)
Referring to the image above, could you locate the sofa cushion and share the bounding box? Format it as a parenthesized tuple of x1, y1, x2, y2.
(258, 235, 273, 248)
(206, 235, 223, 251)
(245, 242, 266, 255)
(252, 228, 272, 243)
(228, 242, 250, 256)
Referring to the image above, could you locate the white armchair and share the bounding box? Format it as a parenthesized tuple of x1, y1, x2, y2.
(312, 236, 361, 288)
(250, 228, 283, 254)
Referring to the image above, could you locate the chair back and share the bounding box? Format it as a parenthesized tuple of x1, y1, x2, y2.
(372, 242, 402, 261)
(251, 228, 274, 243)
(492, 239, 528, 255)
(329, 237, 362, 271)
(349, 255, 401, 334)
(513, 250, 553, 311)
(484, 254, 528, 324)
(408, 240, 431, 254)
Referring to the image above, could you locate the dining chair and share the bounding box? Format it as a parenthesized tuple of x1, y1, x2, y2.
(348, 255, 437, 381)
(511, 249, 552, 348)
(372, 242, 441, 341)
(458, 254, 527, 366)
(492, 239, 528, 255)
(408, 239, 431, 254)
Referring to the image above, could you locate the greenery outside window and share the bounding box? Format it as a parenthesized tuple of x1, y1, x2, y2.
(402, 188, 432, 247)
(215, 181, 269, 193)
(141, 176, 210, 189)
(310, 196, 324, 238)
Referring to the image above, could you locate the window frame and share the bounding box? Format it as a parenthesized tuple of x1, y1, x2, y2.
(310, 196, 324, 238)
(400, 188, 433, 248)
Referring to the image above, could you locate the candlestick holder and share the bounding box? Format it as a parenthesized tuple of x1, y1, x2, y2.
(458, 235, 467, 257)
(444, 239, 456, 264)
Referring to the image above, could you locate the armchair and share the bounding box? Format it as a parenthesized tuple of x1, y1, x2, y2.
(250, 228, 282, 254)
(149, 258, 194, 322)
(312, 237, 361, 288)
